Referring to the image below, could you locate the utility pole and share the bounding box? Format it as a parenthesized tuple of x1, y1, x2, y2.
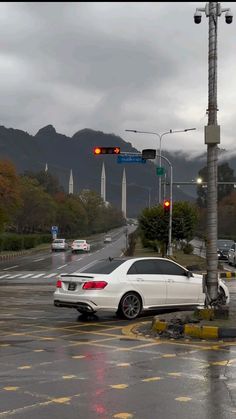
(194, 2, 233, 305)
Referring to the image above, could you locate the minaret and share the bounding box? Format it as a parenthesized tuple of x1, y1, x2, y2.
(101, 162, 106, 202)
(45, 163, 48, 172)
(122, 168, 127, 219)
(69, 169, 74, 195)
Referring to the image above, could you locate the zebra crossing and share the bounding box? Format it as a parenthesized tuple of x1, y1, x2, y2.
(0, 271, 68, 280)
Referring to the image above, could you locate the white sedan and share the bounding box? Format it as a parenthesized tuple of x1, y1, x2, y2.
(71, 240, 90, 253)
(53, 257, 229, 320)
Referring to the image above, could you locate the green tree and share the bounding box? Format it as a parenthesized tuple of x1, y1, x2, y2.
(24, 170, 64, 195)
(15, 177, 56, 233)
(196, 162, 236, 207)
(0, 160, 21, 231)
(56, 195, 88, 236)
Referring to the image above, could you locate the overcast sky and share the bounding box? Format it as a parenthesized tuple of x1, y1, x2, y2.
(0, 2, 235, 155)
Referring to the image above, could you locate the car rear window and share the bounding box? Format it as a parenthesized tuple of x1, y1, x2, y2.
(74, 240, 85, 243)
(81, 259, 126, 274)
(53, 239, 64, 243)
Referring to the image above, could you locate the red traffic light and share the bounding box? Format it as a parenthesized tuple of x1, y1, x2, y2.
(93, 147, 121, 155)
(163, 200, 170, 213)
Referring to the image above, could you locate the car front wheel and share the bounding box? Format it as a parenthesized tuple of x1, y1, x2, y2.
(118, 292, 142, 320)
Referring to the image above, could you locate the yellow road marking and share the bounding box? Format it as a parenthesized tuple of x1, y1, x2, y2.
(33, 349, 44, 352)
(52, 397, 71, 404)
(110, 384, 129, 389)
(162, 354, 176, 358)
(62, 375, 77, 379)
(175, 397, 192, 402)
(72, 355, 86, 359)
(168, 373, 182, 377)
(113, 414, 133, 418)
(17, 365, 32, 370)
(142, 377, 162, 382)
(117, 363, 130, 367)
(3, 387, 19, 391)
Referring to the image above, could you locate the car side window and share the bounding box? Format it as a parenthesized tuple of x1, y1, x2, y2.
(127, 260, 162, 275)
(158, 260, 187, 276)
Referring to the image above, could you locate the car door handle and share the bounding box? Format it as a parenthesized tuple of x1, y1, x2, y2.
(137, 278, 144, 282)
(167, 279, 173, 283)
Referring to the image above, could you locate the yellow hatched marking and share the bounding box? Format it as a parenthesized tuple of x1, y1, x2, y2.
(62, 375, 77, 379)
(10, 333, 26, 336)
(142, 377, 162, 382)
(33, 349, 44, 352)
(110, 384, 129, 389)
(168, 373, 182, 377)
(175, 397, 192, 402)
(117, 363, 130, 367)
(3, 387, 19, 391)
(52, 397, 71, 404)
(113, 414, 133, 418)
(0, 344, 10, 347)
(17, 365, 32, 370)
(41, 337, 55, 341)
(162, 354, 176, 358)
(72, 355, 86, 359)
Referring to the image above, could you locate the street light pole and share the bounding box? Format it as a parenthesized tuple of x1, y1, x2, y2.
(125, 128, 196, 204)
(194, 2, 233, 305)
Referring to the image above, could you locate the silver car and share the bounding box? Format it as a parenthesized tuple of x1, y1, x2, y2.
(51, 239, 69, 252)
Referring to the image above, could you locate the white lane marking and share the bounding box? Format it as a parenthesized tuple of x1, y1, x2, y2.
(20, 274, 34, 278)
(31, 273, 45, 278)
(57, 264, 68, 270)
(78, 260, 97, 272)
(44, 273, 57, 278)
(33, 258, 45, 262)
(3, 265, 19, 271)
(0, 274, 11, 278)
(76, 257, 82, 261)
(7, 274, 22, 278)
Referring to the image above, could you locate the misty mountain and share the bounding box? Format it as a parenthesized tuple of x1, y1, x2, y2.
(0, 124, 234, 217)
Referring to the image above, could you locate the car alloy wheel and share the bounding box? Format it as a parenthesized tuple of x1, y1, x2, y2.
(119, 292, 142, 320)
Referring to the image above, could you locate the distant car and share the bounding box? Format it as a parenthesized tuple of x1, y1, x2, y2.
(227, 242, 236, 266)
(51, 239, 69, 252)
(53, 256, 229, 320)
(104, 235, 112, 243)
(71, 240, 90, 253)
(217, 239, 234, 260)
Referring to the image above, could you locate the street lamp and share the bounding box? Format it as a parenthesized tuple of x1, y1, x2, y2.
(125, 128, 196, 204)
(194, 2, 233, 306)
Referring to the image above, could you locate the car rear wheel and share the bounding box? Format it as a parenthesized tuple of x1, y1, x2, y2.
(118, 292, 142, 320)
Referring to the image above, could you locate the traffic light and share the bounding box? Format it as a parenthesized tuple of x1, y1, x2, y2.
(93, 146, 121, 155)
(163, 199, 170, 214)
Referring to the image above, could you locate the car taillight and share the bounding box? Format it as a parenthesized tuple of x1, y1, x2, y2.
(82, 281, 108, 290)
(56, 280, 62, 288)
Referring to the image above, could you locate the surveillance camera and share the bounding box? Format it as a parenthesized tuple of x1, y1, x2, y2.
(194, 11, 202, 24)
(225, 10, 233, 24)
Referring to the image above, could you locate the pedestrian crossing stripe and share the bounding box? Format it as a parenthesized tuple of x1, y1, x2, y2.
(0, 272, 68, 280)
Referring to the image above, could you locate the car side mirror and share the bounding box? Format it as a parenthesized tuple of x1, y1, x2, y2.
(185, 270, 193, 278)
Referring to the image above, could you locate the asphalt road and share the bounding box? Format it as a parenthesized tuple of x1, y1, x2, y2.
(0, 230, 236, 418)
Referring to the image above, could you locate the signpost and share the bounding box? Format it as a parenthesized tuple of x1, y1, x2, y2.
(117, 155, 146, 164)
(51, 226, 58, 240)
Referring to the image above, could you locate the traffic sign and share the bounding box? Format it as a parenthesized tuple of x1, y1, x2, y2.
(117, 155, 146, 164)
(51, 226, 58, 233)
(156, 167, 165, 176)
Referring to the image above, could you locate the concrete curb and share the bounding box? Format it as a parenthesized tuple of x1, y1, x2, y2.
(152, 317, 236, 339)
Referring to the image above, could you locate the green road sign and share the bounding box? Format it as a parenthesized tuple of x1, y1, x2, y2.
(156, 167, 165, 176)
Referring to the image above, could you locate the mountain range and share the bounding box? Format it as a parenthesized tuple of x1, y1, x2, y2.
(0, 124, 235, 217)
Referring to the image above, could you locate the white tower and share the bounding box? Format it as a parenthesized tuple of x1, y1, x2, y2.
(122, 168, 127, 219)
(101, 162, 106, 202)
(45, 163, 48, 172)
(69, 169, 74, 195)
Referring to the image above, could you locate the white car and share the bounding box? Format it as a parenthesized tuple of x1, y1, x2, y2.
(104, 235, 112, 243)
(54, 257, 229, 320)
(228, 242, 236, 266)
(71, 240, 90, 253)
(51, 239, 69, 252)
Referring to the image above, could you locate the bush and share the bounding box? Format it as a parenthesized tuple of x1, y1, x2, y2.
(2, 235, 23, 251)
(183, 243, 194, 255)
(23, 235, 39, 249)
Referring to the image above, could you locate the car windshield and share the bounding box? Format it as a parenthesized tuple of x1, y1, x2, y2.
(80, 259, 126, 274)
(217, 240, 234, 250)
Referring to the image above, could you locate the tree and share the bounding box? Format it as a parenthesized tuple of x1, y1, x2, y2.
(139, 201, 199, 255)
(0, 160, 21, 231)
(15, 176, 56, 233)
(196, 162, 236, 207)
(56, 195, 88, 236)
(23, 170, 64, 195)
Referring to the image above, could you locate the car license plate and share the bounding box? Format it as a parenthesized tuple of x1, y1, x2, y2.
(68, 282, 76, 291)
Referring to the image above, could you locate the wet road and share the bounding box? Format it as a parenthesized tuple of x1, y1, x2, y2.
(0, 231, 236, 418)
